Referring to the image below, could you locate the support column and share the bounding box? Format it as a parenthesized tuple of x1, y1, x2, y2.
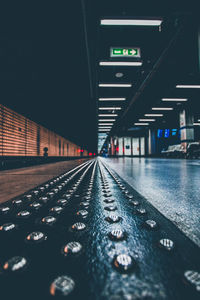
(179, 109, 194, 152)
(110, 137, 115, 156)
(139, 137, 141, 156)
(148, 129, 156, 156)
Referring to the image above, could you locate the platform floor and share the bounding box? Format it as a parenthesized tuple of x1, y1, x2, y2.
(101, 157, 200, 247)
(0, 159, 89, 203)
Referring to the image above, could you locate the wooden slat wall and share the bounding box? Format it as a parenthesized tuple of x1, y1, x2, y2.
(0, 104, 82, 157)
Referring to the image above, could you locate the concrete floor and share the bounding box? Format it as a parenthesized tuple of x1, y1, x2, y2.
(101, 157, 200, 248)
(0, 159, 89, 203)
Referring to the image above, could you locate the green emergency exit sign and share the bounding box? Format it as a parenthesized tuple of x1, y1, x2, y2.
(110, 47, 140, 58)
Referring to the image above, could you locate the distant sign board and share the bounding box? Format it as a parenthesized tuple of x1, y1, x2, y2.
(110, 47, 141, 58)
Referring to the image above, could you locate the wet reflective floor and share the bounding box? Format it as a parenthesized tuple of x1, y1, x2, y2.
(101, 157, 200, 248)
(0, 158, 199, 299)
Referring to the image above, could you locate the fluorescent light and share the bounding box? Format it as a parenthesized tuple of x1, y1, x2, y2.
(98, 129, 111, 131)
(162, 98, 188, 102)
(193, 123, 200, 125)
(139, 119, 155, 122)
(99, 107, 121, 110)
(98, 127, 112, 129)
(152, 107, 173, 111)
(134, 123, 149, 126)
(98, 119, 116, 121)
(98, 83, 132, 87)
(176, 85, 200, 88)
(100, 19, 163, 26)
(145, 114, 163, 117)
(98, 123, 113, 127)
(98, 123, 114, 125)
(98, 98, 126, 101)
(99, 61, 142, 66)
(98, 114, 118, 117)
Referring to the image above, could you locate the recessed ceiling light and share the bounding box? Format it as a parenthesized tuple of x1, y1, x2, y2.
(176, 85, 200, 88)
(145, 114, 163, 117)
(162, 98, 188, 102)
(98, 114, 118, 117)
(139, 119, 155, 122)
(115, 72, 124, 78)
(99, 61, 142, 66)
(100, 19, 163, 26)
(134, 123, 149, 125)
(98, 98, 126, 101)
(152, 107, 173, 111)
(99, 107, 121, 110)
(99, 83, 132, 87)
(193, 123, 200, 125)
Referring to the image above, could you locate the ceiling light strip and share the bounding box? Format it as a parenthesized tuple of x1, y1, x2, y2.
(98, 83, 132, 87)
(99, 61, 142, 66)
(100, 19, 163, 26)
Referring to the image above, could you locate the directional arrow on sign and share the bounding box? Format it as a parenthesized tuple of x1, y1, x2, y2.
(129, 49, 137, 55)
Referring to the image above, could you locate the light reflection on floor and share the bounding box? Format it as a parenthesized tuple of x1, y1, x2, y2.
(101, 157, 200, 247)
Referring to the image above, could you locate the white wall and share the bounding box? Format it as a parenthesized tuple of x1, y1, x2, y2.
(124, 137, 131, 155)
(118, 138, 123, 155)
(132, 138, 140, 155)
(140, 137, 145, 155)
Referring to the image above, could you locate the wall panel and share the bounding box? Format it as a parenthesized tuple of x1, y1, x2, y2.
(0, 104, 83, 157)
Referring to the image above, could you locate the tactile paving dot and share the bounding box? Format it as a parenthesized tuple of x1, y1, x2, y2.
(0, 206, 10, 214)
(26, 231, 47, 243)
(12, 199, 23, 206)
(57, 199, 68, 206)
(77, 210, 88, 217)
(104, 198, 115, 204)
(3, 256, 27, 272)
(103, 193, 112, 198)
(0, 223, 17, 232)
(30, 202, 42, 209)
(71, 222, 86, 231)
(113, 254, 134, 272)
(126, 194, 133, 199)
(17, 210, 31, 218)
(83, 196, 91, 201)
(104, 206, 117, 211)
(50, 275, 75, 296)
(80, 202, 90, 207)
(25, 194, 32, 200)
(62, 193, 71, 199)
(50, 206, 63, 214)
(159, 238, 174, 251)
(136, 208, 147, 215)
(184, 270, 200, 292)
(62, 241, 82, 256)
(145, 219, 157, 229)
(108, 229, 126, 241)
(41, 216, 57, 225)
(105, 215, 121, 223)
(130, 200, 139, 206)
(39, 197, 49, 204)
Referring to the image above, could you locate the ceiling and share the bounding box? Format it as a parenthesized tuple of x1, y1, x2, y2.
(83, 0, 200, 152)
(0, 1, 199, 153)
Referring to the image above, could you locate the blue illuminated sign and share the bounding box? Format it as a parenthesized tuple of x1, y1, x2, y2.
(172, 129, 177, 136)
(157, 129, 163, 138)
(157, 128, 178, 138)
(164, 129, 170, 138)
